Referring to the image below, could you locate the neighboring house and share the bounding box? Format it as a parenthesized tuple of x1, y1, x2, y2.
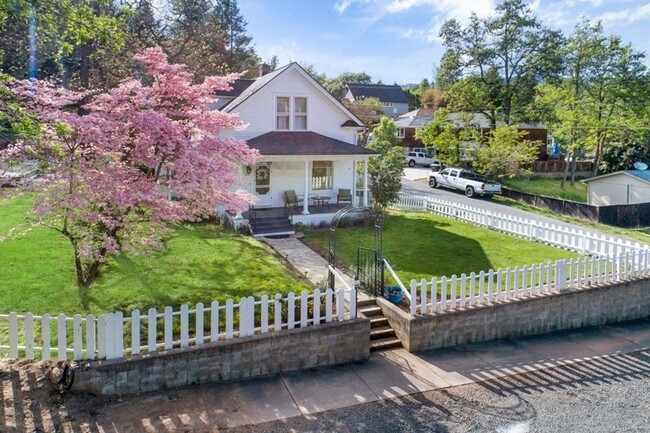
(342, 83, 410, 117)
(394, 108, 435, 149)
(395, 110, 549, 160)
(583, 170, 650, 206)
(215, 63, 378, 236)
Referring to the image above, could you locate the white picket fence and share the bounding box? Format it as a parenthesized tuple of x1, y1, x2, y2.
(391, 193, 649, 257)
(0, 287, 357, 361)
(408, 250, 650, 316)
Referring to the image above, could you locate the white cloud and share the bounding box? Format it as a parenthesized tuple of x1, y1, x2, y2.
(596, 3, 650, 26)
(385, 0, 496, 20)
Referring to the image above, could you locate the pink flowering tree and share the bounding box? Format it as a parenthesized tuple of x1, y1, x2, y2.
(1, 47, 258, 288)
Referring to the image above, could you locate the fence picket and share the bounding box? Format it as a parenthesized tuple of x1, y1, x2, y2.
(164, 306, 173, 350)
(180, 304, 189, 347)
(97, 315, 106, 360)
(226, 299, 234, 340)
(260, 296, 269, 333)
(196, 303, 204, 345)
(131, 310, 140, 356)
(57, 314, 66, 361)
(8, 312, 18, 358)
(410, 280, 417, 315)
(337, 289, 345, 321)
(420, 278, 427, 315)
(469, 273, 476, 306)
(313, 290, 321, 325)
(147, 308, 157, 352)
(300, 291, 309, 328)
(114, 312, 124, 359)
(211, 301, 219, 342)
(25, 313, 34, 360)
(325, 289, 333, 323)
(73, 314, 82, 360)
(275, 294, 283, 330)
(431, 277, 438, 312)
(440, 276, 448, 311)
(86, 315, 96, 360)
(288, 292, 295, 329)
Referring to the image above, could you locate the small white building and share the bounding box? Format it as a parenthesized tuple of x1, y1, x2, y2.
(582, 170, 650, 206)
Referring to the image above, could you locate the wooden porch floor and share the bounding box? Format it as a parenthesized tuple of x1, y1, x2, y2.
(243, 203, 351, 219)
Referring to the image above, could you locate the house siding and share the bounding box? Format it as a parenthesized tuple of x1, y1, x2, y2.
(588, 174, 650, 206)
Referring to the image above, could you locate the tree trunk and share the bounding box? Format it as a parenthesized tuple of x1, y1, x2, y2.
(560, 151, 571, 189)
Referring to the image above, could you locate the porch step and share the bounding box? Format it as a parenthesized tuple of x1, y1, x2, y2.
(370, 336, 403, 351)
(358, 299, 403, 352)
(250, 215, 294, 237)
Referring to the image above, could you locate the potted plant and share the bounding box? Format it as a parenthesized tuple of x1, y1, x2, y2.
(384, 285, 403, 304)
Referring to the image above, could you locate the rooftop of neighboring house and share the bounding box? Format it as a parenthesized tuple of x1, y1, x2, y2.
(584, 169, 650, 184)
(395, 108, 435, 128)
(344, 83, 410, 104)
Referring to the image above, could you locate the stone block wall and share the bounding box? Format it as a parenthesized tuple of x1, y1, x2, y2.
(73, 318, 370, 396)
(378, 278, 650, 352)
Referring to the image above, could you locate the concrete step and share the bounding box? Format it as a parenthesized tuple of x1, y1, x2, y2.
(370, 325, 396, 340)
(370, 316, 389, 328)
(357, 299, 377, 308)
(370, 336, 403, 352)
(358, 305, 383, 317)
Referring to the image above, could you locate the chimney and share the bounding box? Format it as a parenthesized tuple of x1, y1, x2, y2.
(259, 63, 272, 77)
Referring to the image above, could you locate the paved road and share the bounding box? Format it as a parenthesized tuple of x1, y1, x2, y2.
(225, 349, 650, 433)
(400, 167, 627, 239)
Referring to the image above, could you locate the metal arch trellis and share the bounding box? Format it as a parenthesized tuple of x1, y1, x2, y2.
(327, 206, 384, 295)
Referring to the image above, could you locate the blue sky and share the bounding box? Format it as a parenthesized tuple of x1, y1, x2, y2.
(239, 0, 650, 84)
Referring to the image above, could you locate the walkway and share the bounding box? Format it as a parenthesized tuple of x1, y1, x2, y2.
(61, 318, 649, 432)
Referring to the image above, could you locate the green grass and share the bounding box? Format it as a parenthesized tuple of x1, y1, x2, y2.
(501, 176, 588, 203)
(303, 210, 581, 284)
(0, 194, 309, 316)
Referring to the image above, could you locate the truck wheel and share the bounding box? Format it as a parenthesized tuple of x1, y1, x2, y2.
(408, 160, 415, 167)
(428, 178, 437, 188)
(465, 186, 475, 198)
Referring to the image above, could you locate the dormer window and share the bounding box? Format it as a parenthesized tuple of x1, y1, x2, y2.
(276, 96, 308, 130)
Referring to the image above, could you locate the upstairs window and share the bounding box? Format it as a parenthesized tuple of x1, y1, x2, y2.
(294, 97, 307, 130)
(276, 96, 308, 130)
(396, 128, 405, 138)
(276, 97, 290, 130)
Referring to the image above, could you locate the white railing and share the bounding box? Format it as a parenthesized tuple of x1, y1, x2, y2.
(384, 259, 410, 303)
(408, 250, 650, 316)
(0, 287, 357, 361)
(391, 193, 649, 256)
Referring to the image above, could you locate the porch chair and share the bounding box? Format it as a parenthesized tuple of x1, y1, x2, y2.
(284, 190, 303, 207)
(337, 188, 353, 205)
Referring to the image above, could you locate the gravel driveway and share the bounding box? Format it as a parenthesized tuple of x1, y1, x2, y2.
(224, 349, 650, 433)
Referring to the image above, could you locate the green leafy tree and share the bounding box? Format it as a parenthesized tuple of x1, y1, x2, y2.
(343, 96, 383, 146)
(415, 109, 480, 166)
(439, 0, 563, 126)
(475, 125, 540, 178)
(324, 72, 372, 98)
(366, 117, 406, 211)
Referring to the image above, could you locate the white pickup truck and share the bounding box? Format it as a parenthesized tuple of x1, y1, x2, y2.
(428, 167, 501, 198)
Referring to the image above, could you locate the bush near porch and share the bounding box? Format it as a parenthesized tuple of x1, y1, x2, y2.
(0, 195, 309, 316)
(302, 210, 581, 283)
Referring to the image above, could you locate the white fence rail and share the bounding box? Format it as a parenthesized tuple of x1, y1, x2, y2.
(391, 193, 649, 257)
(409, 251, 650, 316)
(0, 287, 356, 361)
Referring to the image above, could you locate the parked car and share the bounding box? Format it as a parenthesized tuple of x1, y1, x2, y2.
(406, 151, 439, 168)
(428, 167, 501, 198)
(430, 160, 442, 172)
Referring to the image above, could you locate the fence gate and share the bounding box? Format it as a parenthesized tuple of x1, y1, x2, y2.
(356, 246, 384, 296)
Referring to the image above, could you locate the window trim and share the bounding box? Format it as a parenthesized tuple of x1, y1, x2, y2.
(396, 128, 405, 139)
(275, 95, 308, 131)
(275, 96, 290, 130)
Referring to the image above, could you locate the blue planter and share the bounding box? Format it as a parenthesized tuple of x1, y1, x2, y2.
(384, 286, 403, 304)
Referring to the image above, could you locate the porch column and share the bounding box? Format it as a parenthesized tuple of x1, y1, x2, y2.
(302, 160, 310, 215)
(235, 166, 244, 218)
(363, 159, 369, 207)
(352, 159, 357, 206)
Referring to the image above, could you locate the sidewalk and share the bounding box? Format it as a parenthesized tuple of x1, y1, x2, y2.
(90, 318, 649, 432)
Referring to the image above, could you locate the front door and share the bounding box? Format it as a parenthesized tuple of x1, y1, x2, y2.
(255, 165, 273, 207)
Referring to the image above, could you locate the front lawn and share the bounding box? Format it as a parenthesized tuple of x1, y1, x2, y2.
(0, 195, 309, 315)
(303, 210, 581, 284)
(501, 177, 588, 203)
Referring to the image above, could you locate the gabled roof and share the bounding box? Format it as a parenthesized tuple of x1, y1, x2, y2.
(583, 170, 650, 184)
(247, 132, 379, 156)
(345, 83, 410, 104)
(395, 108, 435, 128)
(219, 63, 365, 128)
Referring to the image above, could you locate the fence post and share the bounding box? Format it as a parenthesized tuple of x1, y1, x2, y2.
(410, 280, 418, 316)
(350, 287, 357, 319)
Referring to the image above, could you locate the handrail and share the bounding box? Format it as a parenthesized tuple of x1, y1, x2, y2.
(327, 265, 352, 290)
(383, 259, 410, 302)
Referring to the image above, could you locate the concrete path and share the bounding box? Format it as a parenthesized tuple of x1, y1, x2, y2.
(90, 318, 650, 432)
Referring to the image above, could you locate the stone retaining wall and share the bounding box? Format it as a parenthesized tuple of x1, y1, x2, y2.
(378, 278, 650, 352)
(73, 318, 370, 396)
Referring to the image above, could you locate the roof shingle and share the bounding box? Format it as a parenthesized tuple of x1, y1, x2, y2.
(247, 132, 379, 156)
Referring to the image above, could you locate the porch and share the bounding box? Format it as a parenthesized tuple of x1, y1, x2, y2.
(242, 202, 357, 237)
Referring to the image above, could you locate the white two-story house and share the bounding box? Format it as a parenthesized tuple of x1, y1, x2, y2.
(215, 63, 379, 236)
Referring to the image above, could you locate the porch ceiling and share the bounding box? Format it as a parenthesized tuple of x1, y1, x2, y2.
(247, 131, 380, 157)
